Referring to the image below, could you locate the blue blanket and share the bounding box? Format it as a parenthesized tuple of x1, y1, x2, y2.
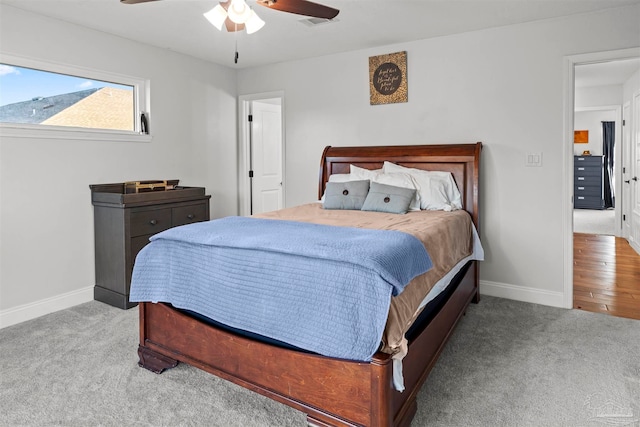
(130, 216, 432, 361)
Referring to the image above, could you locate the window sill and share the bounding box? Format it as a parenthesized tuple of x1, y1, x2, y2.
(0, 124, 153, 143)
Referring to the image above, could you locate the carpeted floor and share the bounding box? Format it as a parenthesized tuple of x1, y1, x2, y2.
(574, 208, 616, 235)
(1, 296, 638, 426)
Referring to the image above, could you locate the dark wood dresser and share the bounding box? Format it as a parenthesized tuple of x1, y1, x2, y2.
(90, 182, 211, 309)
(574, 155, 604, 209)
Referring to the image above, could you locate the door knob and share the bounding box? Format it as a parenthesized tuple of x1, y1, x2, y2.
(633, 177, 639, 181)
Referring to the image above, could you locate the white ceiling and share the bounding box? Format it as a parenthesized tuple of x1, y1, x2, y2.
(2, 0, 639, 70)
(575, 58, 640, 88)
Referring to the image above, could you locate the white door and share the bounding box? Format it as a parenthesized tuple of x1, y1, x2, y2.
(250, 100, 283, 215)
(622, 102, 632, 239)
(630, 91, 640, 253)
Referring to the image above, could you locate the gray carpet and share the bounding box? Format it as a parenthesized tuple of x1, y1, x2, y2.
(1, 297, 638, 427)
(574, 209, 616, 235)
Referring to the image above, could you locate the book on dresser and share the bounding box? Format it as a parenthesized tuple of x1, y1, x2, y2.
(574, 155, 604, 210)
(90, 181, 211, 309)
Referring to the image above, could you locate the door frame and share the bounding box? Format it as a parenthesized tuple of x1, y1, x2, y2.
(562, 47, 640, 309)
(238, 91, 285, 217)
(622, 101, 632, 240)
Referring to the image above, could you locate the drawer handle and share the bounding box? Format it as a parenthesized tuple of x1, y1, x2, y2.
(149, 219, 157, 225)
(578, 177, 585, 180)
(187, 214, 195, 219)
(578, 167, 585, 170)
(578, 196, 585, 200)
(578, 186, 584, 190)
(577, 158, 584, 161)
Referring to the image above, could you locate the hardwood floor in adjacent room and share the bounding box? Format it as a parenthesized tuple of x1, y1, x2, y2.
(574, 233, 640, 320)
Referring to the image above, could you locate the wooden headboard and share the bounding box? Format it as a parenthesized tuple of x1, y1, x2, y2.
(318, 143, 482, 231)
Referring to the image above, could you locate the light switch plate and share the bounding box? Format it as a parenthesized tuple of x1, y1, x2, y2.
(525, 152, 542, 167)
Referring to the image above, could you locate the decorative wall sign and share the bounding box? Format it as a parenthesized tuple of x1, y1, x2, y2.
(369, 51, 408, 105)
(574, 130, 589, 143)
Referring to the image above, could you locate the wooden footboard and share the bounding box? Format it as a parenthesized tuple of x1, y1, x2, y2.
(139, 301, 393, 426)
(138, 259, 477, 427)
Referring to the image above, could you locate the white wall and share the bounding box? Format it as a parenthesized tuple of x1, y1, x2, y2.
(623, 68, 640, 100)
(574, 109, 618, 156)
(575, 84, 623, 107)
(237, 5, 640, 307)
(0, 5, 238, 326)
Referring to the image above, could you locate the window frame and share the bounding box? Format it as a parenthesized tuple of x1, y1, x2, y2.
(0, 53, 151, 142)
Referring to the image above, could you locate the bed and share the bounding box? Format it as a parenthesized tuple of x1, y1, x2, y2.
(134, 142, 482, 427)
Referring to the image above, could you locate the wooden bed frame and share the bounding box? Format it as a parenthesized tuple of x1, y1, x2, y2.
(137, 142, 482, 427)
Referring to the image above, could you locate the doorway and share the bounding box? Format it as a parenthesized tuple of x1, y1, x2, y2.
(564, 47, 640, 310)
(238, 92, 285, 216)
(572, 105, 620, 236)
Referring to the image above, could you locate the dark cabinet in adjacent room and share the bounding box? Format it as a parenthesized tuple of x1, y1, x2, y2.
(574, 155, 604, 210)
(90, 182, 211, 309)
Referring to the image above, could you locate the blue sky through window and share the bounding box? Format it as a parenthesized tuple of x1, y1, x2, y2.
(0, 63, 132, 107)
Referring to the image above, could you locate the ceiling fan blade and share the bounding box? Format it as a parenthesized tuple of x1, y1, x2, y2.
(120, 0, 160, 4)
(256, 0, 339, 19)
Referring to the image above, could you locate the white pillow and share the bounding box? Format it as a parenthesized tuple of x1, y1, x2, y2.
(350, 164, 383, 180)
(328, 173, 353, 183)
(371, 172, 420, 211)
(383, 161, 462, 211)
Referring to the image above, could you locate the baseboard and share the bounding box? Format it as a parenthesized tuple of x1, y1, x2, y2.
(480, 280, 565, 308)
(0, 281, 570, 328)
(0, 286, 94, 329)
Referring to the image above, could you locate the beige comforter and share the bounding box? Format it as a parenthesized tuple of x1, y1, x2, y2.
(256, 203, 474, 359)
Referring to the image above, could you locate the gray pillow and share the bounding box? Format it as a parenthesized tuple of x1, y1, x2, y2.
(361, 182, 417, 214)
(323, 180, 370, 210)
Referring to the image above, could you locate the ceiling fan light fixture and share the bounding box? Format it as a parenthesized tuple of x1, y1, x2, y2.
(245, 10, 265, 34)
(227, 0, 252, 24)
(203, 4, 228, 31)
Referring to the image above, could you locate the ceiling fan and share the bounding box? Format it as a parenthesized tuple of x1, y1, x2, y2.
(121, 0, 340, 33)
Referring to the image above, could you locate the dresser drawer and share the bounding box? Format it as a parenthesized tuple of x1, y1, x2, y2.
(172, 203, 208, 227)
(575, 175, 601, 186)
(130, 208, 172, 237)
(575, 156, 603, 165)
(575, 195, 604, 209)
(574, 166, 602, 177)
(131, 234, 152, 258)
(575, 185, 602, 197)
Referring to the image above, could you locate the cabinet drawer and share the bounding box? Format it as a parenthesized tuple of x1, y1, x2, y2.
(575, 195, 603, 208)
(574, 166, 602, 177)
(575, 175, 601, 185)
(172, 203, 208, 227)
(131, 235, 153, 265)
(575, 156, 603, 165)
(575, 185, 602, 197)
(130, 208, 172, 237)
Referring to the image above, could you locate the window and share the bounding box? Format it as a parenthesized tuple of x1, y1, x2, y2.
(0, 54, 149, 141)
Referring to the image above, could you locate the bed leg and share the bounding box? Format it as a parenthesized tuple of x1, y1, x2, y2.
(472, 289, 480, 304)
(137, 345, 178, 374)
